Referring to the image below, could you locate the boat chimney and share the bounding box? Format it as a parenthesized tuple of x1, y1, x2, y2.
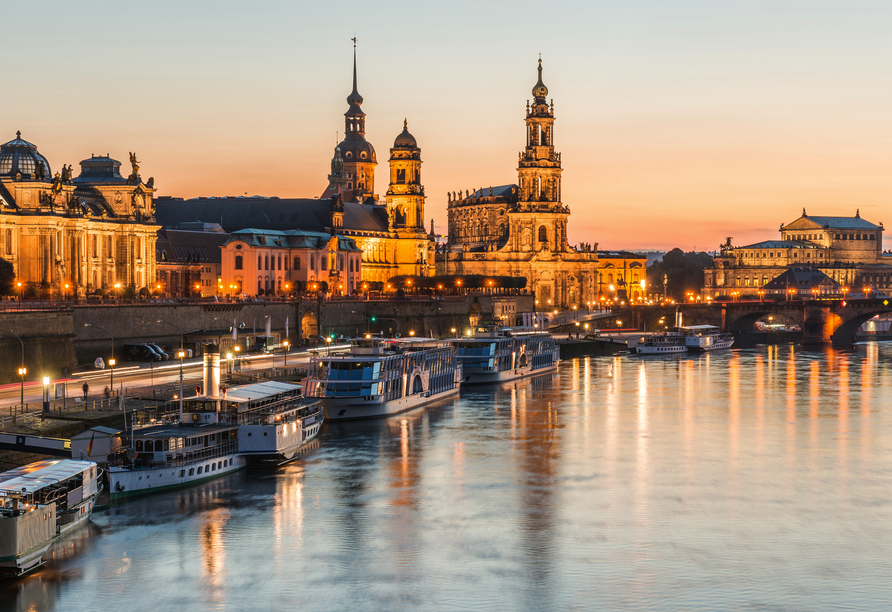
(203, 344, 221, 398)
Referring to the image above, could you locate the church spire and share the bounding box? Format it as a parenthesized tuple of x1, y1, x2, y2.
(345, 37, 366, 139)
(532, 58, 548, 102)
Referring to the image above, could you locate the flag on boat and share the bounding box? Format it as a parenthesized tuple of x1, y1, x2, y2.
(86, 430, 95, 457)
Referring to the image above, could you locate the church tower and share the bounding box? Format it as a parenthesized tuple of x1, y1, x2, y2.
(337, 41, 377, 201)
(386, 119, 424, 231)
(515, 59, 568, 252)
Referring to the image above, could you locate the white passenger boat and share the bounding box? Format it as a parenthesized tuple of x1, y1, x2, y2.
(681, 325, 735, 351)
(629, 332, 687, 354)
(304, 337, 462, 420)
(447, 323, 560, 384)
(107, 347, 323, 500)
(0, 459, 100, 576)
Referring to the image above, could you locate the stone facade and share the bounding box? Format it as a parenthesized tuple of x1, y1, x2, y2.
(0, 132, 158, 297)
(219, 229, 362, 297)
(441, 61, 599, 308)
(702, 210, 892, 298)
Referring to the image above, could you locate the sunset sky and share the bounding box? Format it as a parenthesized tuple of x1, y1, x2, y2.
(3, 0, 890, 250)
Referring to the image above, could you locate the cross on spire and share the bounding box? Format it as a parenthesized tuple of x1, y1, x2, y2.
(351, 36, 357, 47)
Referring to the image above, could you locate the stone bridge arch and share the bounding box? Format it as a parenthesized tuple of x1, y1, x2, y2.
(828, 307, 892, 343)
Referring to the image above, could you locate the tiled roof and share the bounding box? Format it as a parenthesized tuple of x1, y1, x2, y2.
(736, 240, 818, 249)
(155, 196, 389, 235)
(791, 215, 880, 230)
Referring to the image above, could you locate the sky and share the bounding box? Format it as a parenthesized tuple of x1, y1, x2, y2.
(2, 0, 891, 251)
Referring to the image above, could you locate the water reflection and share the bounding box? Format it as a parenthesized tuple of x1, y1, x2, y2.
(2, 346, 891, 611)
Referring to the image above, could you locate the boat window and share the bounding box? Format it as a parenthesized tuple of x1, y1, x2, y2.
(198, 466, 202, 474)
(212, 463, 216, 471)
(136, 440, 143, 451)
(179, 470, 185, 478)
(189, 468, 195, 476)
(218, 461, 222, 469)
(145, 440, 154, 452)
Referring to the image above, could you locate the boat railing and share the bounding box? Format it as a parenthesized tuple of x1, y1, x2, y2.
(107, 441, 240, 469)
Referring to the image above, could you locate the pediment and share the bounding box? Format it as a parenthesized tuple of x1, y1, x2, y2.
(783, 217, 824, 230)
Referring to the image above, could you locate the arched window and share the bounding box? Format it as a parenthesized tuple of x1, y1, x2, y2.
(632, 274, 639, 283)
(538, 226, 547, 242)
(257, 278, 263, 294)
(310, 254, 315, 269)
(349, 259, 354, 272)
(258, 255, 262, 269)
(294, 256, 300, 270)
(607, 273, 613, 283)
(235, 255, 243, 270)
(277, 255, 282, 270)
(339, 255, 344, 270)
(321, 255, 328, 270)
(265, 255, 269, 270)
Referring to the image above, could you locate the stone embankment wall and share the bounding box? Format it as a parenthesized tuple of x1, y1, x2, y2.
(0, 295, 531, 383)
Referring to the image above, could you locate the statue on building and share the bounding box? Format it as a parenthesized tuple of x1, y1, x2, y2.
(39, 192, 55, 210)
(51, 173, 63, 196)
(35, 161, 46, 180)
(146, 177, 154, 189)
(128, 152, 141, 183)
(61, 164, 73, 182)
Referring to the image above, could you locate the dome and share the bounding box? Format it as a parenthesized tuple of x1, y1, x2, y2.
(0, 131, 52, 179)
(393, 119, 418, 148)
(532, 59, 548, 101)
(338, 137, 376, 163)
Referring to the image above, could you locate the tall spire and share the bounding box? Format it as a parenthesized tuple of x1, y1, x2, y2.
(347, 37, 363, 111)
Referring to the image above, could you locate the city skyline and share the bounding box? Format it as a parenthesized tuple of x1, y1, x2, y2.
(3, 1, 890, 251)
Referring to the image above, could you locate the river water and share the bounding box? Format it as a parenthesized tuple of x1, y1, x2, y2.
(3, 345, 892, 611)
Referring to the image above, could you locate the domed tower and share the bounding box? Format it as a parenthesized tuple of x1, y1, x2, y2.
(337, 42, 377, 201)
(516, 59, 567, 252)
(321, 144, 349, 199)
(386, 119, 424, 230)
(0, 131, 52, 181)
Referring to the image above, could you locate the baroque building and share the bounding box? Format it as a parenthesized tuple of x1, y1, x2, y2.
(441, 61, 600, 308)
(157, 45, 436, 286)
(702, 210, 892, 298)
(0, 132, 159, 297)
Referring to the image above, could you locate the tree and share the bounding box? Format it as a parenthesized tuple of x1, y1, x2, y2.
(0, 258, 14, 295)
(647, 248, 714, 301)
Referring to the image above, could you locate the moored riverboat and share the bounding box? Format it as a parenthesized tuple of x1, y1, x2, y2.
(629, 332, 687, 354)
(681, 325, 735, 351)
(0, 459, 101, 576)
(448, 323, 559, 384)
(107, 347, 323, 499)
(304, 337, 461, 420)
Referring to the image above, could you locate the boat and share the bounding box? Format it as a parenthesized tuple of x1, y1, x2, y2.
(447, 323, 560, 384)
(304, 337, 462, 420)
(681, 325, 735, 351)
(629, 332, 686, 354)
(107, 346, 323, 499)
(0, 459, 101, 576)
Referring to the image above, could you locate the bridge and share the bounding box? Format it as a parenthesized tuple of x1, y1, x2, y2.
(614, 298, 892, 345)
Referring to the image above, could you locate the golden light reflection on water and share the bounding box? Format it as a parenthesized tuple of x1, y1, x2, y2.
(809, 360, 820, 452)
(728, 353, 740, 473)
(838, 357, 849, 471)
(200, 508, 229, 603)
(754, 354, 765, 451)
(785, 346, 797, 456)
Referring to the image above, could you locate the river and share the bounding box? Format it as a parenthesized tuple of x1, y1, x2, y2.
(2, 345, 891, 611)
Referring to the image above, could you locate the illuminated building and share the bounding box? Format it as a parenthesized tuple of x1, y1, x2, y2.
(156, 45, 435, 285)
(0, 132, 158, 297)
(702, 210, 892, 298)
(219, 229, 362, 297)
(441, 60, 600, 308)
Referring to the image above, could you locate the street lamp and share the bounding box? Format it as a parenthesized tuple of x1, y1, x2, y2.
(84, 323, 114, 392)
(42, 376, 50, 414)
(325, 336, 332, 355)
(451, 327, 457, 338)
(157, 320, 185, 421)
(227, 351, 233, 375)
(17, 282, 22, 303)
(108, 358, 116, 392)
(176, 350, 185, 418)
(0, 329, 25, 404)
(283, 340, 289, 366)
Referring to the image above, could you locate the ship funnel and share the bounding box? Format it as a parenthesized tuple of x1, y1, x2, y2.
(203, 344, 221, 398)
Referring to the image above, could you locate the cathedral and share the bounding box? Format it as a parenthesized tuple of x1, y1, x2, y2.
(0, 132, 159, 297)
(157, 45, 436, 287)
(441, 61, 601, 308)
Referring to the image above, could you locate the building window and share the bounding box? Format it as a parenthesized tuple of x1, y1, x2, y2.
(265, 255, 269, 270)
(321, 255, 328, 270)
(310, 254, 315, 269)
(349, 259, 354, 272)
(258, 255, 262, 269)
(538, 226, 547, 242)
(278, 255, 282, 270)
(396, 169, 406, 184)
(294, 256, 301, 270)
(339, 255, 344, 270)
(4, 229, 11, 255)
(235, 255, 243, 270)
